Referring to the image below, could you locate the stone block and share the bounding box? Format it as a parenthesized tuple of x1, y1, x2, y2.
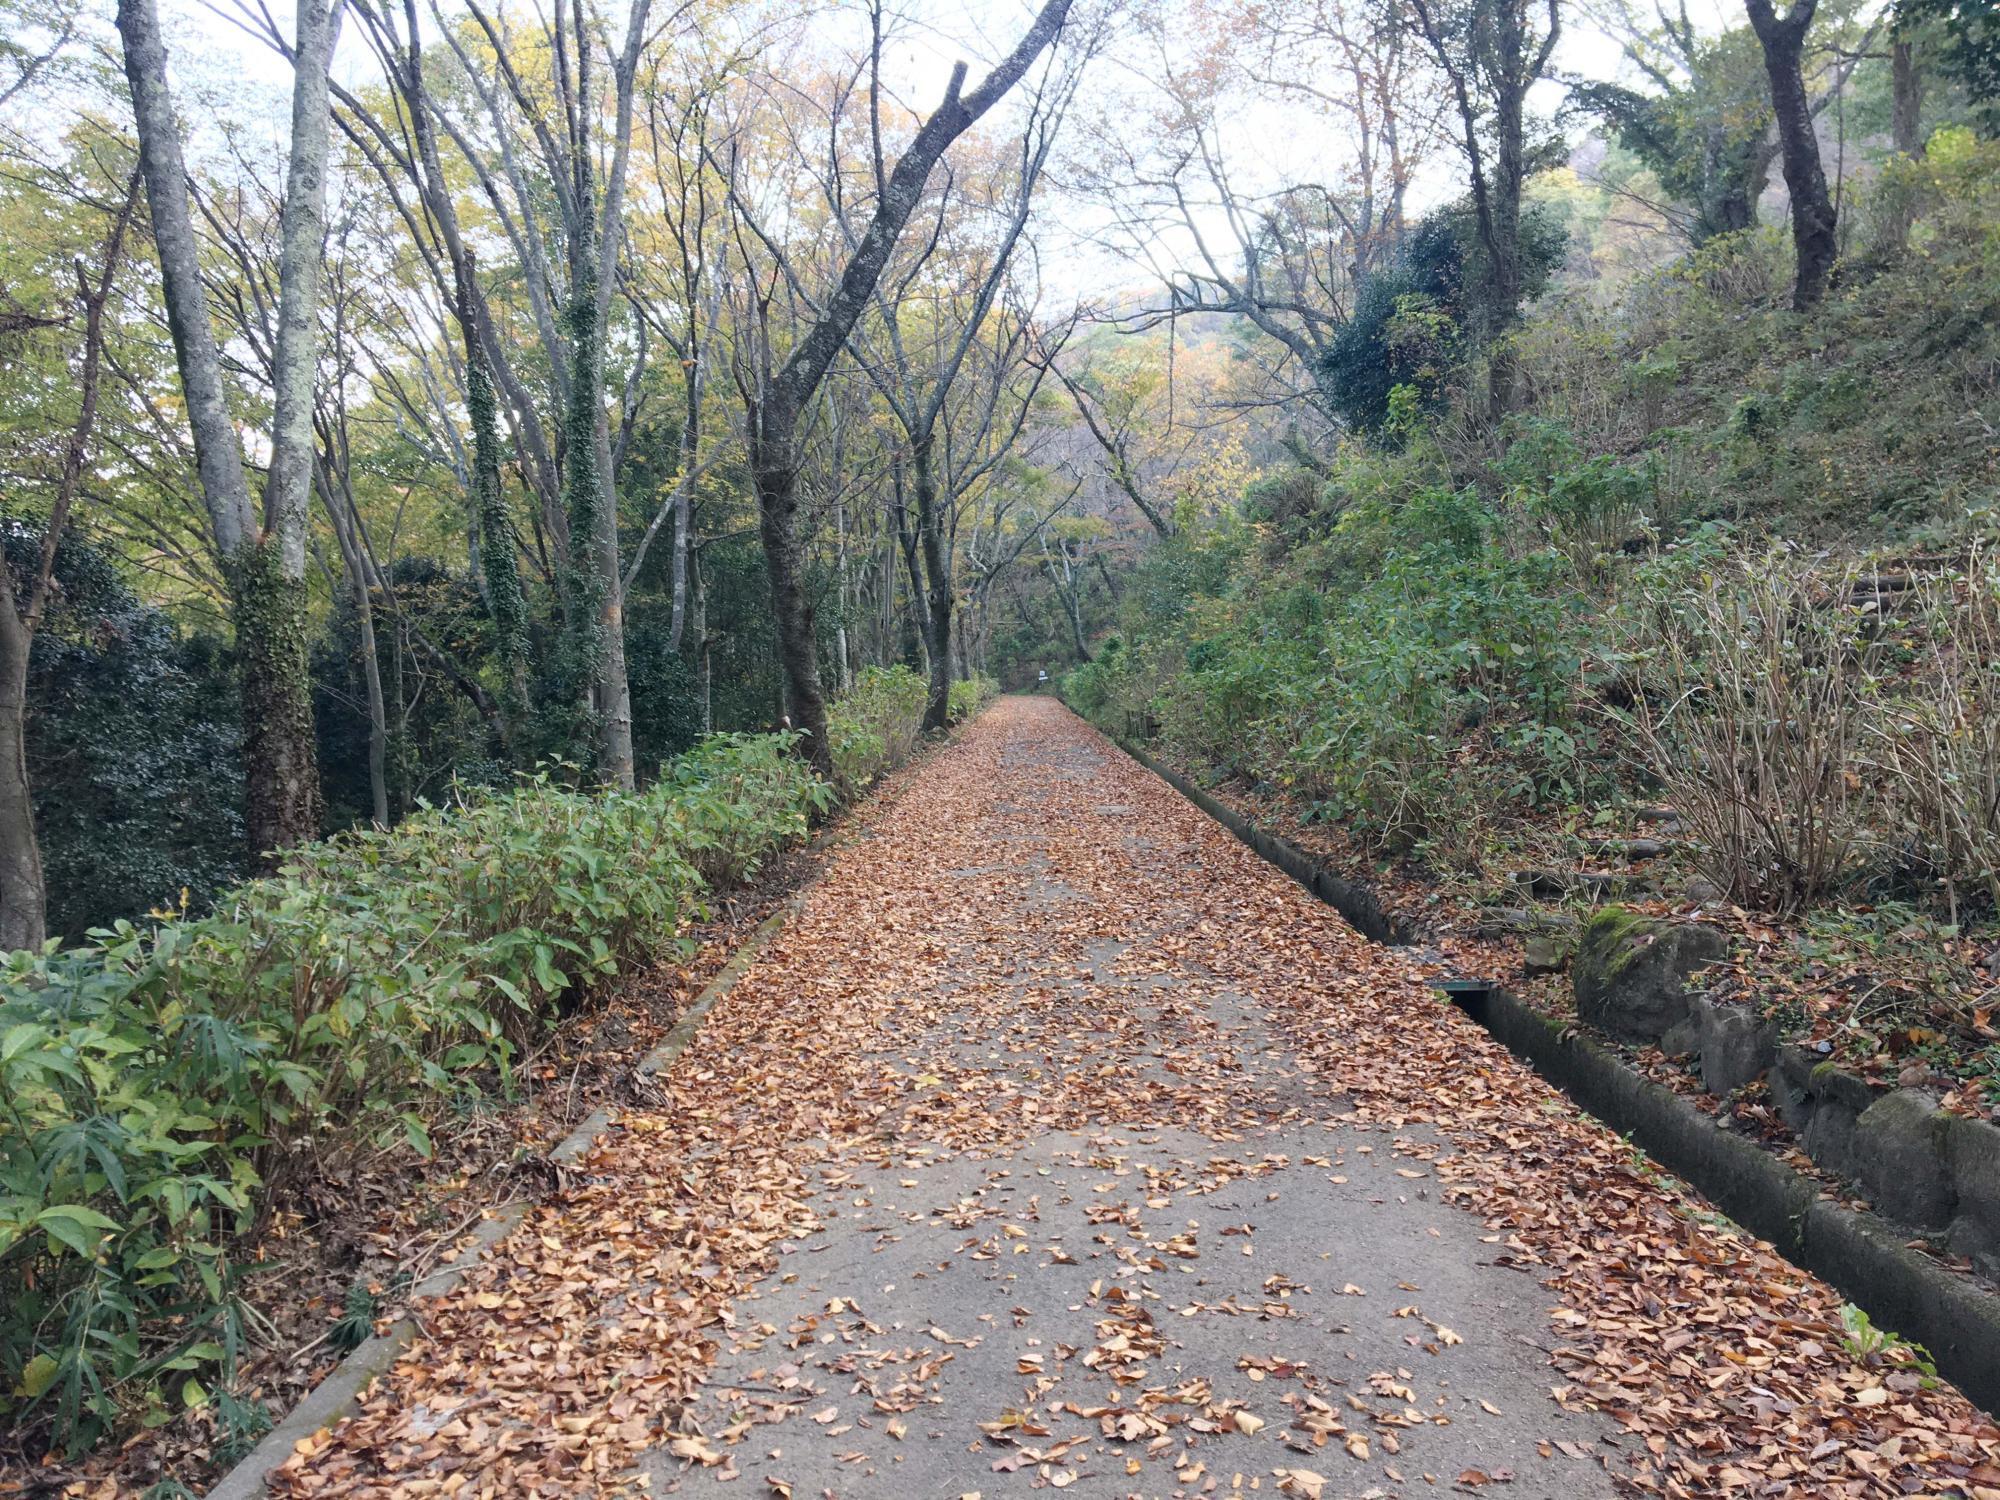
(1853, 1089, 1953, 1228)
(1573, 906, 1728, 1044)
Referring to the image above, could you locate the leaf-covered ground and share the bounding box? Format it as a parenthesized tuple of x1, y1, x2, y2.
(261, 698, 1998, 1498)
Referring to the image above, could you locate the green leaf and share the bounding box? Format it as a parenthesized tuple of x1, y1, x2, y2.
(181, 1377, 208, 1409)
(1, 1021, 47, 1062)
(16, 1353, 58, 1399)
(36, 1205, 118, 1257)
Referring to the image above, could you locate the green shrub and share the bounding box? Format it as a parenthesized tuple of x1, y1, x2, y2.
(0, 734, 825, 1450)
(1144, 489, 1590, 862)
(5, 524, 246, 940)
(1860, 559, 2000, 921)
(826, 665, 928, 796)
(1060, 637, 1149, 730)
(1497, 418, 1659, 584)
(946, 676, 999, 724)
(656, 732, 828, 886)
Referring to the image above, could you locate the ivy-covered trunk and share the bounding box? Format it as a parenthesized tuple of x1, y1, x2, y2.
(465, 316, 531, 718)
(550, 3, 637, 793)
(558, 219, 637, 789)
(233, 544, 321, 864)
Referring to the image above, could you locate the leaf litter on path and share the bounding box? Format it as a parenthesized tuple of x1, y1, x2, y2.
(267, 699, 2000, 1499)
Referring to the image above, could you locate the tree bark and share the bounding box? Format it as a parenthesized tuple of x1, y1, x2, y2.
(1407, 0, 1559, 416)
(116, 0, 256, 561)
(1746, 0, 1837, 310)
(561, 0, 650, 789)
(833, 483, 852, 693)
(382, 0, 532, 718)
(1041, 531, 1089, 663)
(1892, 36, 1923, 157)
(912, 439, 954, 732)
(321, 468, 390, 827)
(119, 0, 337, 864)
(0, 618, 43, 951)
(693, 548, 712, 736)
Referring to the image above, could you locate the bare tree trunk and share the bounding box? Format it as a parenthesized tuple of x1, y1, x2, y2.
(0, 180, 135, 949)
(880, 532, 896, 672)
(890, 461, 932, 678)
(119, 0, 337, 865)
(361, 604, 388, 827)
(746, 415, 830, 763)
(913, 439, 953, 732)
(1747, 0, 1837, 310)
(1041, 530, 1089, 662)
(116, 0, 255, 561)
(1892, 36, 1923, 156)
(322, 472, 390, 827)
(834, 485, 852, 693)
(735, 0, 1073, 778)
(0, 620, 43, 951)
(1485, 20, 1527, 414)
(694, 550, 712, 736)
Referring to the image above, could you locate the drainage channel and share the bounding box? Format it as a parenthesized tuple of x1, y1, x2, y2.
(1112, 730, 2000, 1417)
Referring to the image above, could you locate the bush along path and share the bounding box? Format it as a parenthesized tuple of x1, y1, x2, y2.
(255, 698, 1999, 1499)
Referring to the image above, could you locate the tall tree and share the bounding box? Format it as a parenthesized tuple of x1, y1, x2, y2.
(536, 0, 652, 800)
(1406, 0, 1562, 413)
(726, 0, 1075, 774)
(348, 0, 534, 724)
(117, 0, 342, 864)
(1745, 0, 1838, 308)
(1896, 0, 2000, 125)
(0, 178, 138, 950)
(843, 60, 1073, 730)
(1080, 0, 1445, 419)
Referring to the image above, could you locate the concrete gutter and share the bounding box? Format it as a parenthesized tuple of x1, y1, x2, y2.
(1108, 730, 2000, 1418)
(206, 894, 806, 1500)
(1118, 738, 1412, 945)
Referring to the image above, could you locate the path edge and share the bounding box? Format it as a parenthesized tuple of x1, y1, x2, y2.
(1105, 727, 2000, 1417)
(206, 892, 806, 1500)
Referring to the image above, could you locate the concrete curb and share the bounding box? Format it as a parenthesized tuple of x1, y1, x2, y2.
(1118, 738, 1412, 945)
(1462, 985, 2000, 1411)
(206, 893, 806, 1500)
(1108, 731, 2000, 1418)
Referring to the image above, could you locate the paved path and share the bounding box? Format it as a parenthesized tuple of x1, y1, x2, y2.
(273, 698, 1999, 1500)
(645, 708, 1612, 1499)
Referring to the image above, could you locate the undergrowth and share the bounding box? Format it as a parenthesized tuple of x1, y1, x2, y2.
(1061, 131, 2000, 1091)
(0, 733, 826, 1451)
